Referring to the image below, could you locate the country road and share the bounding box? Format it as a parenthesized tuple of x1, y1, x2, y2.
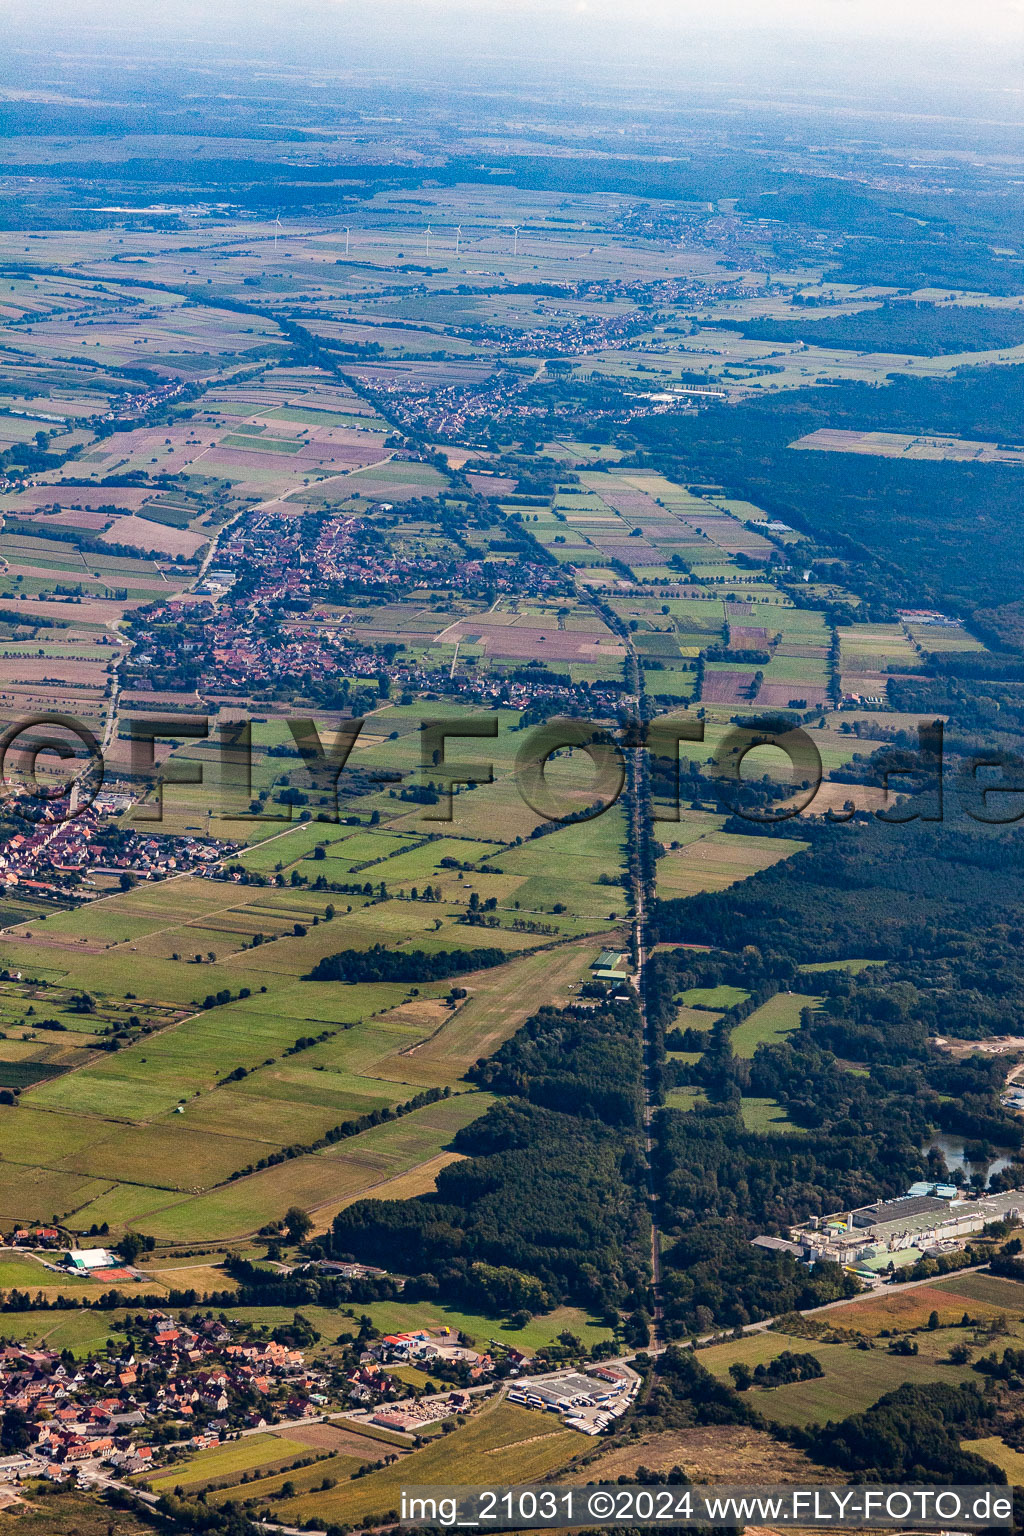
(575, 572, 666, 1349)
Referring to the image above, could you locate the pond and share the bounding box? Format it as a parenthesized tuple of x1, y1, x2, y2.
(924, 1132, 1016, 1187)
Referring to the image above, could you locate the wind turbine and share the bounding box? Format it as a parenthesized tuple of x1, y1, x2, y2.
(273, 213, 282, 256)
(513, 224, 522, 257)
(425, 225, 433, 257)
(454, 225, 462, 258)
(344, 226, 351, 255)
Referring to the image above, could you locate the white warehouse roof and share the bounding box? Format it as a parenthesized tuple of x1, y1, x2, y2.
(65, 1248, 113, 1269)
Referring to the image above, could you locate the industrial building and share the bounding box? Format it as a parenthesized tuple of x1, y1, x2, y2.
(779, 1187, 1024, 1275)
(507, 1364, 639, 1434)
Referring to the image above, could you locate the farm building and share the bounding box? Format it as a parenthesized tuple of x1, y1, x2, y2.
(592, 949, 630, 981)
(594, 949, 624, 967)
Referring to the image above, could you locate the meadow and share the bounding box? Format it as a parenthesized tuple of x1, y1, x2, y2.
(729, 991, 820, 1058)
(739, 1096, 805, 1134)
(699, 1324, 976, 1427)
(143, 1431, 322, 1493)
(655, 830, 808, 898)
(694, 1271, 1024, 1427)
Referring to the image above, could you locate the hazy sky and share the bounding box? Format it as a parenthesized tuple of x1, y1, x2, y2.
(313, 0, 1024, 37)
(36, 0, 1022, 39)
(2, 0, 1022, 104)
(22, 0, 1022, 37)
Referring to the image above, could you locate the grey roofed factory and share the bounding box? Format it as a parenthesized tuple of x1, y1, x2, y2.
(753, 1185, 1024, 1282)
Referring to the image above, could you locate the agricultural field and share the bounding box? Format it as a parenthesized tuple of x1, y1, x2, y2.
(655, 829, 808, 898)
(959, 1437, 1024, 1484)
(697, 1322, 974, 1427)
(143, 1430, 327, 1493)
(0, 1492, 156, 1535)
(571, 1424, 839, 1485)
(275, 1399, 588, 1526)
(0, 846, 610, 1239)
(0, 70, 1015, 1489)
(142, 1424, 380, 1495)
(694, 1271, 1024, 1428)
(792, 428, 1024, 466)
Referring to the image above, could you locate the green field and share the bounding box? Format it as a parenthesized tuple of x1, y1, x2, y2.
(730, 992, 820, 1058)
(144, 1432, 315, 1492)
(678, 985, 749, 1009)
(959, 1437, 1024, 1485)
(800, 959, 885, 975)
(277, 1400, 587, 1524)
(739, 1096, 805, 1133)
(697, 1326, 978, 1426)
(207, 1448, 368, 1505)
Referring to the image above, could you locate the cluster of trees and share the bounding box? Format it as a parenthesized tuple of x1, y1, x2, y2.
(222, 1255, 404, 1309)
(648, 745, 797, 823)
(975, 1343, 1024, 1383)
(729, 1349, 823, 1391)
(107, 1485, 266, 1536)
(635, 1345, 756, 1431)
(470, 1003, 644, 1127)
(306, 943, 510, 983)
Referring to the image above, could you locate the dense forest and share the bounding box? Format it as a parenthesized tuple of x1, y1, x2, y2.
(707, 300, 1024, 357)
(329, 1000, 651, 1324)
(641, 895, 1024, 1334)
(627, 363, 1024, 618)
(470, 1002, 644, 1127)
(734, 180, 1024, 296)
(654, 815, 1024, 979)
